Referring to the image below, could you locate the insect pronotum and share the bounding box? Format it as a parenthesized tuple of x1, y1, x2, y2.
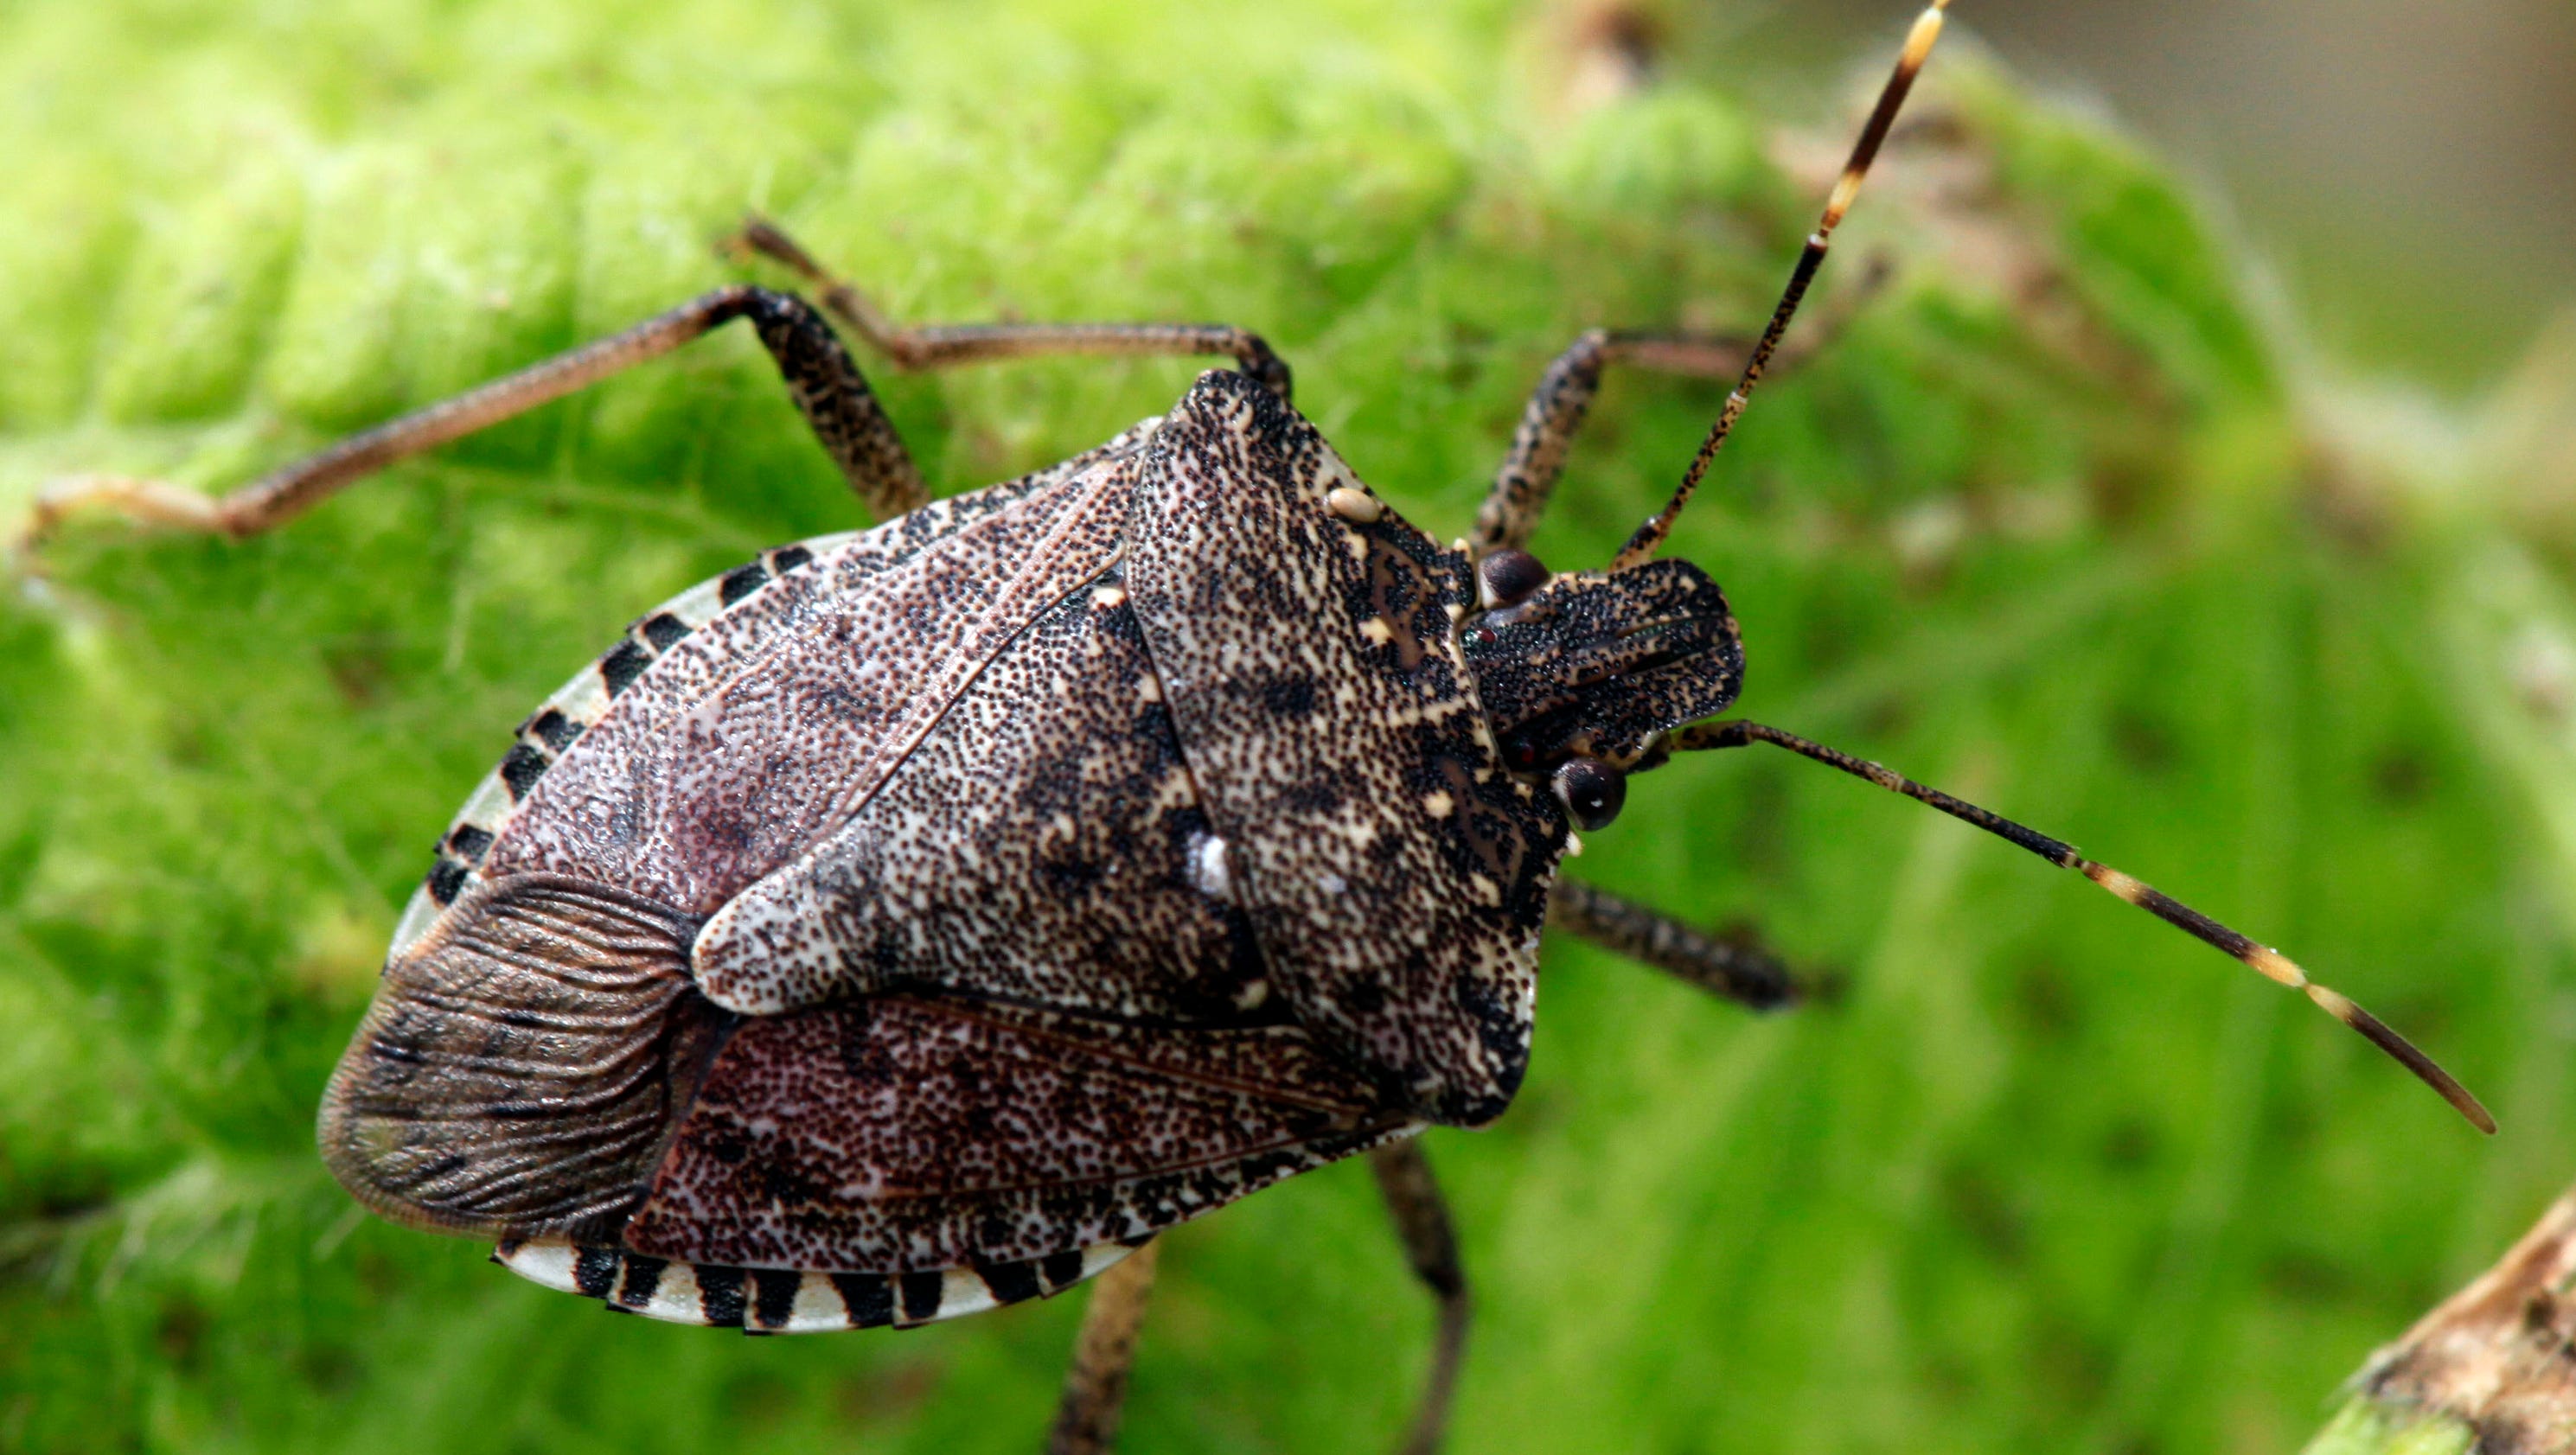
(23, 3, 2490, 1451)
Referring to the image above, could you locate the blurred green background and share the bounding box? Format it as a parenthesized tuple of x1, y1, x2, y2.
(1746, 0, 2576, 396)
(6, 1, 2576, 1452)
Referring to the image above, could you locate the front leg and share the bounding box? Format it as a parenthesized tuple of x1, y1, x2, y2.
(28, 285, 927, 547)
(1547, 879, 1799, 1011)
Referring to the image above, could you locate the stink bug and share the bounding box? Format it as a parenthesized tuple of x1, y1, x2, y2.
(22, 3, 2492, 1451)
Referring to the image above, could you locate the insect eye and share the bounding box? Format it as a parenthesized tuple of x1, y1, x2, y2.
(1550, 756, 1625, 831)
(1478, 549, 1550, 609)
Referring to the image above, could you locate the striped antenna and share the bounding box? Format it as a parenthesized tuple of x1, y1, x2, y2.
(1614, 0, 1953, 570)
(1673, 719, 2497, 1133)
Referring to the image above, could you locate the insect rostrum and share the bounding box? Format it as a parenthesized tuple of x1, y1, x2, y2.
(23, 3, 2490, 1451)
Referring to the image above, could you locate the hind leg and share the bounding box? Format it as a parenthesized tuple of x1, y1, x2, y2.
(28, 284, 928, 546)
(1045, 1240, 1162, 1455)
(29, 220, 1294, 553)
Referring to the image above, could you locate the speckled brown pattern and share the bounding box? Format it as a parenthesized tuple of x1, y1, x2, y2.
(694, 561, 1271, 1024)
(102, 12, 2043, 1433)
(1127, 372, 1566, 1126)
(1458, 560, 1745, 773)
(623, 994, 1403, 1272)
(387, 416, 1163, 962)
(483, 432, 1140, 915)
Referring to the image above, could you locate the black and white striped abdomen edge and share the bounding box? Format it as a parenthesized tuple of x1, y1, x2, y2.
(495, 1235, 1143, 1334)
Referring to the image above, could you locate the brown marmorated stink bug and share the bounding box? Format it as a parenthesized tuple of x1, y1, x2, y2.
(24, 3, 2494, 1451)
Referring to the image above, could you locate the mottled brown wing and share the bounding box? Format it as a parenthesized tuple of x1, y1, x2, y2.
(621, 995, 1408, 1273)
(1123, 372, 1568, 1126)
(389, 425, 1163, 973)
(479, 438, 1136, 916)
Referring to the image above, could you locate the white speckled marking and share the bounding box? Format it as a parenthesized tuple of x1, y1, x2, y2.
(1325, 485, 1383, 523)
(1188, 833, 1232, 901)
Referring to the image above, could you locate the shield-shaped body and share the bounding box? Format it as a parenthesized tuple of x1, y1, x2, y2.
(320, 371, 1570, 1331)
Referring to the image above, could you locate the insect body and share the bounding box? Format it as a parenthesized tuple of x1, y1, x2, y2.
(26, 3, 2489, 1450)
(324, 373, 1583, 1293)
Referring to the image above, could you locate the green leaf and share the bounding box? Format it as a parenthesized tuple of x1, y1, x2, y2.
(2, 3, 2564, 1452)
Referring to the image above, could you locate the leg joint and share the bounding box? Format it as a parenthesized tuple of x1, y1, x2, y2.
(1225, 329, 1294, 400)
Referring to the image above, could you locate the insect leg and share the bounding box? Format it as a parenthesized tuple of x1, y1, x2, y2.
(729, 218, 1294, 402)
(27, 285, 923, 547)
(1466, 264, 1885, 557)
(1368, 1139, 1470, 1455)
(1547, 879, 1799, 1011)
(1045, 1239, 1162, 1455)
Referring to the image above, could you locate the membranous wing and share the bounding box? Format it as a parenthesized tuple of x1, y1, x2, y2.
(320, 872, 725, 1240)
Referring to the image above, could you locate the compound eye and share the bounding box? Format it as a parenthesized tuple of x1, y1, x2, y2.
(1551, 756, 1626, 831)
(1478, 549, 1550, 609)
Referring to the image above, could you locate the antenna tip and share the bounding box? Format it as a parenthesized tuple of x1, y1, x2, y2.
(2306, 984, 2498, 1134)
